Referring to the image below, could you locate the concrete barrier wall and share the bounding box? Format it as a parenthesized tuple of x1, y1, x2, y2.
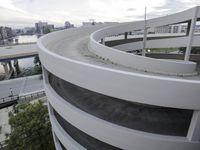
(89, 7, 200, 75)
(89, 40, 196, 75)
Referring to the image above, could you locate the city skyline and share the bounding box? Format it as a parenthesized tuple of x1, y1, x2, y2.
(0, 0, 200, 28)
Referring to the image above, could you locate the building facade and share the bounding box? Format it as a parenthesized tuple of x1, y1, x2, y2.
(35, 21, 54, 34)
(38, 6, 200, 150)
(0, 27, 13, 40)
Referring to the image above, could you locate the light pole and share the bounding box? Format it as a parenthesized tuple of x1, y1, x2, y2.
(142, 7, 147, 56)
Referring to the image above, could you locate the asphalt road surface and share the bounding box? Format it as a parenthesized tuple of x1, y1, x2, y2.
(0, 75, 44, 99)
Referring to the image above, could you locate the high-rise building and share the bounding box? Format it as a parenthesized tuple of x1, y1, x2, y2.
(0, 27, 7, 40)
(0, 26, 13, 40)
(4, 27, 13, 38)
(35, 21, 48, 34)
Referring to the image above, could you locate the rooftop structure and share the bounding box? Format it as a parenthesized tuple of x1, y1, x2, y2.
(64, 21, 74, 29)
(38, 6, 200, 150)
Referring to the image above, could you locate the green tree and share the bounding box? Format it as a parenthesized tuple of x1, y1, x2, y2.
(6, 101, 55, 150)
(179, 47, 200, 54)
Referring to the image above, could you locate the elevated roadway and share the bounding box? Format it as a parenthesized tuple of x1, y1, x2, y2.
(0, 43, 38, 61)
(0, 75, 44, 99)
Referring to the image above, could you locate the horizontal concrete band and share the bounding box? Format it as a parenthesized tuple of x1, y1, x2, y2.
(48, 71, 192, 136)
(52, 133, 63, 150)
(38, 45, 200, 110)
(91, 7, 200, 42)
(89, 7, 200, 75)
(89, 39, 197, 75)
(44, 79, 200, 150)
(58, 140, 67, 150)
(53, 109, 120, 150)
(49, 111, 86, 150)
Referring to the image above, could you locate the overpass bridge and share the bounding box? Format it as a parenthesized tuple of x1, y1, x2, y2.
(0, 43, 38, 79)
(0, 43, 38, 61)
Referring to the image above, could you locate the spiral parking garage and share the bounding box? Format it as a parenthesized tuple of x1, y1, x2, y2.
(38, 6, 200, 150)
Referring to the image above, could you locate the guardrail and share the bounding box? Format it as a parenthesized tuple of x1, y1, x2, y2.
(0, 42, 36, 47)
(0, 95, 19, 104)
(0, 91, 46, 109)
(18, 91, 46, 103)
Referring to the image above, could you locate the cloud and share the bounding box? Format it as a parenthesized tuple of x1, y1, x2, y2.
(0, 7, 39, 26)
(127, 8, 136, 11)
(125, 0, 200, 20)
(153, 0, 199, 14)
(0, 0, 25, 12)
(0, 0, 199, 28)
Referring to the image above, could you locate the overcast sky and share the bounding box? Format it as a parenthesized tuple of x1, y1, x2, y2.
(0, 0, 199, 28)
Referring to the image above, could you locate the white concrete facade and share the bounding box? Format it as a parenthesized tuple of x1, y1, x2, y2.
(38, 7, 200, 150)
(89, 7, 200, 76)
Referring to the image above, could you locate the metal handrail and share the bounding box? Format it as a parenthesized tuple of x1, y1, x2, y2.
(0, 91, 46, 105)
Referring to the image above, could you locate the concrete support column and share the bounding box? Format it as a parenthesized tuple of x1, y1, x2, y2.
(14, 59, 20, 75)
(187, 110, 200, 141)
(8, 60, 14, 77)
(142, 27, 147, 56)
(1, 62, 9, 75)
(184, 7, 199, 61)
(101, 38, 105, 45)
(186, 21, 191, 36)
(8, 61, 13, 71)
(124, 32, 128, 40)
